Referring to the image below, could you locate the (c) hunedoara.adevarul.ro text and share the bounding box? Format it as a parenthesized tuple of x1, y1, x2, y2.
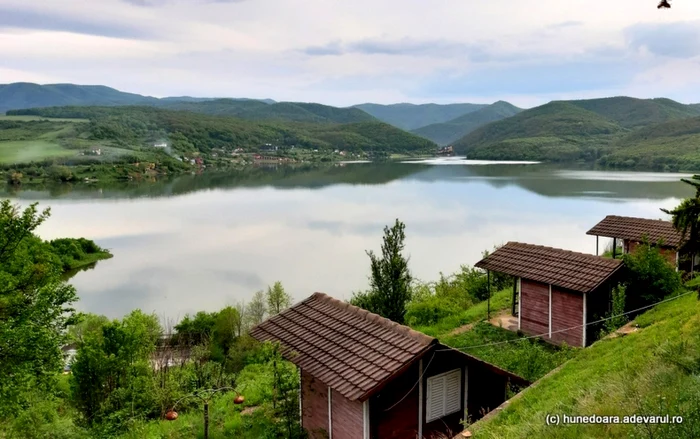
(545, 414, 683, 425)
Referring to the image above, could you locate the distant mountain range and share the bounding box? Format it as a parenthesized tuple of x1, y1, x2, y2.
(0, 83, 276, 115)
(5, 82, 700, 170)
(410, 101, 523, 145)
(352, 102, 488, 131)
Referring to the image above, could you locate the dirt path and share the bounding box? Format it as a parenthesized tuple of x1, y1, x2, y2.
(447, 310, 516, 336)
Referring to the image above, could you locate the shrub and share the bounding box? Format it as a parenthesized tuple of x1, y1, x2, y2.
(622, 242, 682, 309)
(405, 295, 460, 326)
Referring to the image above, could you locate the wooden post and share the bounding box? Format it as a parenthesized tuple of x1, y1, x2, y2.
(512, 277, 517, 316)
(203, 401, 209, 439)
(487, 270, 491, 320)
(596, 236, 599, 256)
(612, 238, 617, 259)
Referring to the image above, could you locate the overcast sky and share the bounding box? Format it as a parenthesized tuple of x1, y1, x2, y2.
(1, 0, 700, 107)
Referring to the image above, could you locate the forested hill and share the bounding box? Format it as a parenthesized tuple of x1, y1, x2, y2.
(353, 102, 488, 130)
(7, 106, 436, 155)
(159, 100, 376, 123)
(411, 101, 522, 145)
(567, 96, 700, 128)
(454, 97, 700, 171)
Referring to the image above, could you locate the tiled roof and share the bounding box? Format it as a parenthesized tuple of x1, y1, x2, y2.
(586, 215, 683, 248)
(475, 242, 623, 293)
(249, 292, 436, 401)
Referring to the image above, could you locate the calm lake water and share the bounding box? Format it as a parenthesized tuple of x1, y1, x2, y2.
(4, 159, 694, 320)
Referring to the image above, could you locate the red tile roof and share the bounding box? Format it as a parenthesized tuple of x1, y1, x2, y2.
(475, 242, 623, 293)
(586, 215, 683, 248)
(249, 292, 436, 401)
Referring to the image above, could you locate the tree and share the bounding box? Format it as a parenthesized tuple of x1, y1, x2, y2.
(0, 200, 79, 416)
(246, 290, 267, 327)
(70, 310, 162, 428)
(266, 281, 292, 316)
(351, 219, 412, 324)
(233, 301, 247, 336)
(661, 175, 700, 263)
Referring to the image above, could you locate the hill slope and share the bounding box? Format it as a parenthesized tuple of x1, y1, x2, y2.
(469, 292, 700, 439)
(353, 102, 487, 130)
(453, 101, 626, 161)
(411, 101, 522, 145)
(6, 106, 435, 156)
(568, 96, 700, 128)
(598, 115, 700, 170)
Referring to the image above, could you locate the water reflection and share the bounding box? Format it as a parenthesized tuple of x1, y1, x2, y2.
(6, 162, 692, 320)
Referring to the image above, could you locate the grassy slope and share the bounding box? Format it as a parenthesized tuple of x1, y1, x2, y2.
(412, 101, 523, 145)
(599, 116, 700, 170)
(471, 292, 700, 439)
(0, 140, 76, 164)
(411, 289, 575, 382)
(354, 102, 488, 130)
(453, 102, 625, 161)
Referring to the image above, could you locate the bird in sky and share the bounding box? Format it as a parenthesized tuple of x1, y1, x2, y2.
(658, 0, 671, 8)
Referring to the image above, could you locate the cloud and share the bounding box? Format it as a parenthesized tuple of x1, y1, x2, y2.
(302, 38, 492, 61)
(547, 21, 584, 29)
(625, 21, 700, 58)
(0, 7, 154, 39)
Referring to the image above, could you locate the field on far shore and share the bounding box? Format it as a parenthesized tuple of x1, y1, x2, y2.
(0, 140, 77, 164)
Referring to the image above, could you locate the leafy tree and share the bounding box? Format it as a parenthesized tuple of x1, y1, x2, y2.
(174, 311, 217, 346)
(351, 219, 412, 324)
(266, 281, 292, 316)
(211, 306, 241, 360)
(661, 174, 700, 258)
(246, 290, 267, 327)
(233, 301, 247, 337)
(67, 313, 110, 345)
(0, 200, 78, 416)
(70, 310, 161, 429)
(262, 342, 305, 439)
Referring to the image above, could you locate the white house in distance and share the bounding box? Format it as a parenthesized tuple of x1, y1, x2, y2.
(153, 142, 168, 148)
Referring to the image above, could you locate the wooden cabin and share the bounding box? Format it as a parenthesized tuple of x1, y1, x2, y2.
(475, 242, 625, 347)
(586, 215, 693, 271)
(250, 292, 529, 439)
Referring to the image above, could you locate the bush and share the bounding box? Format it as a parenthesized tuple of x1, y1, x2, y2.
(405, 295, 460, 326)
(622, 242, 682, 309)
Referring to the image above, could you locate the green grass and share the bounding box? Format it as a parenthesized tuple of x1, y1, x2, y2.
(470, 292, 700, 438)
(412, 288, 513, 337)
(0, 115, 88, 122)
(0, 140, 77, 164)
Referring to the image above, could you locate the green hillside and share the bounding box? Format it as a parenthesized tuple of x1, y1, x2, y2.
(454, 102, 626, 161)
(598, 116, 700, 170)
(411, 101, 522, 145)
(353, 102, 487, 130)
(5, 105, 435, 159)
(568, 96, 700, 128)
(470, 292, 700, 439)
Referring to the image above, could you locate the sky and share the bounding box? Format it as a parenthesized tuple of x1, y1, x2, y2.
(1, 0, 700, 107)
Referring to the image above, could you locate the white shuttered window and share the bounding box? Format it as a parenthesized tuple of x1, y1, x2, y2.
(426, 369, 462, 422)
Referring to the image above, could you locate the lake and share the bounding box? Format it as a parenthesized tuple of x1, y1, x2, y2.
(4, 159, 694, 320)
